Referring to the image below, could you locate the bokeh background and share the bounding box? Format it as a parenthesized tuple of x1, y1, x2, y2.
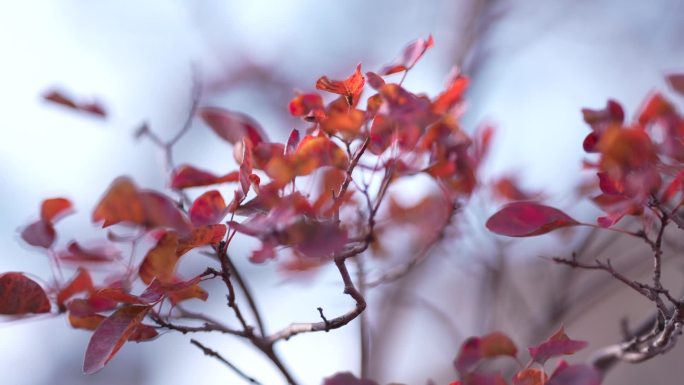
(1, 1, 683, 384)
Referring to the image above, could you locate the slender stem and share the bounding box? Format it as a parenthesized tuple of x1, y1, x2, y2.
(224, 254, 267, 337)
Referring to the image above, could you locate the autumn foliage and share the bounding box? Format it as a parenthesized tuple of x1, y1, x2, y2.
(4, 35, 684, 385)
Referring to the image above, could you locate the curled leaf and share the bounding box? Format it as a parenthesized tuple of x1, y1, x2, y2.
(380, 34, 434, 75)
(316, 64, 365, 106)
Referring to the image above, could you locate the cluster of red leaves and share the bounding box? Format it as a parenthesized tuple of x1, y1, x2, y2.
(486, 73, 684, 237)
(449, 328, 598, 385)
(9, 187, 221, 374)
(4, 35, 497, 377)
(322, 328, 598, 385)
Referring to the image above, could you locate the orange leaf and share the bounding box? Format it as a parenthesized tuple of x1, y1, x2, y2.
(57, 268, 94, 309)
(83, 305, 150, 374)
(138, 232, 180, 284)
(316, 64, 365, 106)
(40, 197, 73, 222)
(513, 368, 547, 385)
(92, 177, 146, 228)
(432, 73, 469, 115)
(480, 332, 518, 358)
(289, 93, 324, 118)
(177, 224, 226, 257)
(0, 272, 51, 314)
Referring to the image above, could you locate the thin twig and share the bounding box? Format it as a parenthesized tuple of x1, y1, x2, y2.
(190, 339, 263, 385)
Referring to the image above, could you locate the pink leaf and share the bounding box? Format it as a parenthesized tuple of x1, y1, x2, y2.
(528, 327, 588, 365)
(486, 202, 579, 237)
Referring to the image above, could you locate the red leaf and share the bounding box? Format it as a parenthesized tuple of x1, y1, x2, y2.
(83, 305, 150, 374)
(289, 93, 324, 118)
(380, 34, 434, 75)
(455, 337, 482, 374)
(57, 268, 94, 309)
(285, 128, 300, 155)
(546, 362, 600, 385)
(177, 224, 226, 256)
(41, 197, 73, 222)
(638, 92, 674, 125)
(20, 220, 56, 248)
(170, 165, 239, 189)
(138, 191, 192, 234)
(57, 241, 121, 264)
(316, 64, 366, 106)
(486, 202, 579, 237)
(199, 107, 266, 145)
(0, 272, 51, 314)
(42, 89, 106, 118)
(528, 327, 588, 365)
(365, 71, 385, 89)
(189, 190, 227, 226)
(138, 232, 180, 284)
(667, 73, 684, 96)
(433, 73, 469, 115)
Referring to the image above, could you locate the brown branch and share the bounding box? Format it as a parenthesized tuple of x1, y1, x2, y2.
(215, 241, 253, 335)
(190, 339, 263, 385)
(267, 257, 367, 344)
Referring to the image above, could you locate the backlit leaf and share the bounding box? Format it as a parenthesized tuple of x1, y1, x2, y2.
(138, 232, 180, 284)
(316, 64, 365, 106)
(177, 224, 226, 256)
(513, 369, 547, 385)
(433, 73, 469, 115)
(189, 190, 227, 226)
(0, 272, 51, 314)
(289, 93, 324, 119)
(83, 305, 150, 374)
(486, 202, 579, 237)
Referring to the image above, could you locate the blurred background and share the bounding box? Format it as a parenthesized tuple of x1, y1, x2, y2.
(1, 0, 683, 384)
